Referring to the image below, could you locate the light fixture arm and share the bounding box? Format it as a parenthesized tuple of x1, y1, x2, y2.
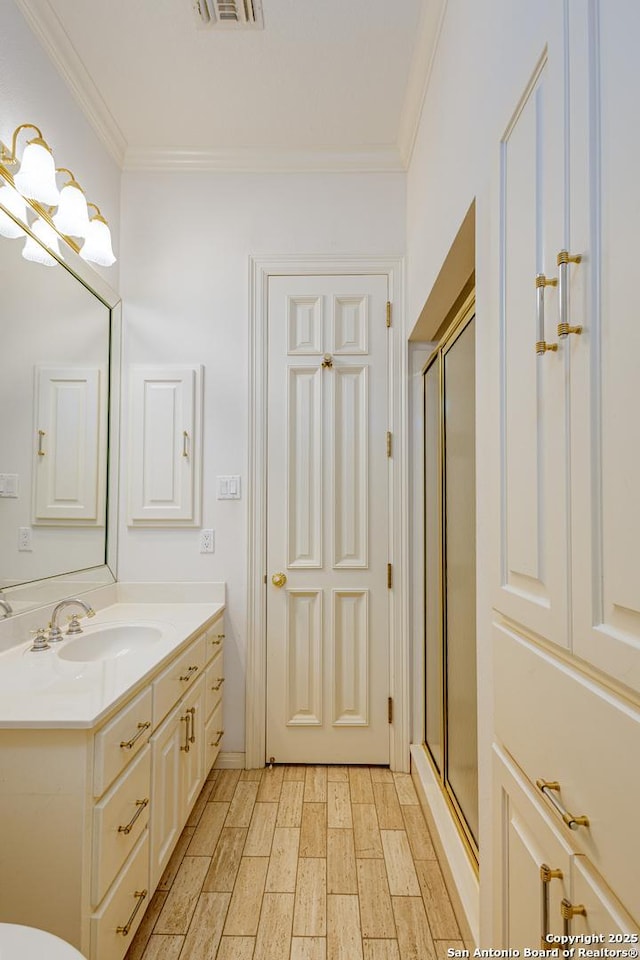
(1, 124, 45, 164)
(56, 167, 85, 192)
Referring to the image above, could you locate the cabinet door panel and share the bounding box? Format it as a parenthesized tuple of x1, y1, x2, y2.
(569, 1, 640, 693)
(181, 676, 206, 816)
(495, 2, 569, 647)
(150, 706, 183, 890)
(570, 856, 639, 937)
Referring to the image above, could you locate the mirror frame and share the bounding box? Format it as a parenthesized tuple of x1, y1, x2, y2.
(0, 185, 121, 617)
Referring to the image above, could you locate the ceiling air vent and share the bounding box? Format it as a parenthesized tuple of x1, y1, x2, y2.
(192, 0, 264, 29)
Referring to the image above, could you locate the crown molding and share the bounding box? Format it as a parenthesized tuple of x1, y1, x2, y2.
(14, 0, 127, 168)
(123, 145, 405, 173)
(397, 0, 448, 169)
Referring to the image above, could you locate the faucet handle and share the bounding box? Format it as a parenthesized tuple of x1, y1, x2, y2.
(29, 628, 51, 652)
(67, 614, 84, 635)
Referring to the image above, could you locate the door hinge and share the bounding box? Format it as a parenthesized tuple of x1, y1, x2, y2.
(388, 697, 393, 724)
(386, 301, 392, 328)
(386, 430, 392, 458)
(387, 563, 393, 589)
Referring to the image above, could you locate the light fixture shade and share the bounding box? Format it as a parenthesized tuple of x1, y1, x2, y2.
(22, 217, 60, 266)
(80, 216, 116, 266)
(0, 184, 28, 238)
(53, 181, 90, 237)
(13, 139, 60, 205)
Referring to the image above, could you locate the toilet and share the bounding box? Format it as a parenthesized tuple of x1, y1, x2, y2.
(0, 923, 88, 959)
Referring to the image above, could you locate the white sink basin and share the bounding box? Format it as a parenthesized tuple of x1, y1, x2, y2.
(57, 623, 164, 662)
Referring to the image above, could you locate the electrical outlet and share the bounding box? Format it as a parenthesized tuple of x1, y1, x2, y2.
(18, 526, 32, 551)
(200, 528, 215, 553)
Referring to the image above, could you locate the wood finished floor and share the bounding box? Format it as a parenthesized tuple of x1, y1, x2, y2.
(126, 765, 464, 960)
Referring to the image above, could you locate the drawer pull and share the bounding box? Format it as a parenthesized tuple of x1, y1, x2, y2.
(180, 714, 190, 753)
(557, 250, 583, 339)
(540, 863, 563, 948)
(536, 779, 590, 830)
(187, 706, 196, 744)
(179, 665, 199, 682)
(561, 898, 587, 937)
(119, 721, 151, 750)
(210, 634, 224, 645)
(211, 678, 225, 691)
(116, 889, 147, 936)
(211, 729, 224, 747)
(117, 798, 149, 835)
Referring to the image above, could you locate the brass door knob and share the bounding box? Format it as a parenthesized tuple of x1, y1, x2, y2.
(271, 572, 287, 588)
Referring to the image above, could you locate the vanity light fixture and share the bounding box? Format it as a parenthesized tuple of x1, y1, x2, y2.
(0, 122, 116, 266)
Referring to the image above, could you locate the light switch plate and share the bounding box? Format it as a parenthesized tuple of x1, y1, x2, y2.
(217, 476, 241, 500)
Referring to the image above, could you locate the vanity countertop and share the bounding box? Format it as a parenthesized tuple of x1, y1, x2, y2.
(0, 601, 224, 730)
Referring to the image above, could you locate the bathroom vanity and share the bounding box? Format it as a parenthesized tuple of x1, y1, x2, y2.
(0, 589, 225, 960)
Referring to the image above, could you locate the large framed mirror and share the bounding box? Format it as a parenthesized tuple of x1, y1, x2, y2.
(0, 184, 120, 616)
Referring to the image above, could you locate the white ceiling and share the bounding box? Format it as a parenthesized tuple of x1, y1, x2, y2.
(16, 0, 442, 170)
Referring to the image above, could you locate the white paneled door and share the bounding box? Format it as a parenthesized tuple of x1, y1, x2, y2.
(266, 275, 390, 764)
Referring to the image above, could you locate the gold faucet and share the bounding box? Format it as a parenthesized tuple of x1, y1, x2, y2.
(48, 598, 95, 642)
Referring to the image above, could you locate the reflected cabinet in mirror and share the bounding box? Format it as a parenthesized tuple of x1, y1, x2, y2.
(0, 189, 119, 614)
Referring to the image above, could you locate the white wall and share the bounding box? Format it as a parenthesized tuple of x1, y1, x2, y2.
(405, 0, 558, 943)
(0, 1, 121, 285)
(118, 170, 406, 757)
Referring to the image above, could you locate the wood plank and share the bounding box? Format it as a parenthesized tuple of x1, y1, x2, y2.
(349, 767, 374, 803)
(223, 857, 269, 936)
(226, 780, 260, 828)
(154, 856, 211, 935)
(356, 858, 396, 939)
(244, 801, 278, 857)
(327, 828, 357, 894)
(380, 830, 421, 896)
(212, 768, 241, 801)
(352, 803, 383, 859)
(291, 937, 327, 960)
(414, 861, 461, 939)
(401, 806, 436, 861)
(136, 936, 184, 960)
(186, 780, 214, 827)
(201, 827, 247, 892)
(305, 765, 328, 802)
(299, 803, 327, 858)
(293, 857, 327, 937)
(257, 765, 285, 801)
(392, 896, 437, 960)
(277, 780, 305, 827)
(284, 765, 307, 780)
(240, 768, 264, 781)
(179, 892, 230, 960)
(187, 801, 229, 856)
(327, 767, 349, 782)
(369, 768, 394, 783)
(253, 892, 295, 960)
(433, 941, 467, 960)
(392, 773, 419, 805)
(372, 783, 404, 830)
(266, 826, 300, 893)
(363, 941, 401, 960)
(157, 826, 194, 891)
(216, 937, 256, 960)
(327, 894, 363, 960)
(327, 781, 352, 829)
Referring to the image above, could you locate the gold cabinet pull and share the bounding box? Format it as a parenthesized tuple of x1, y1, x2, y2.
(179, 665, 199, 682)
(271, 572, 287, 588)
(210, 634, 224, 646)
(561, 898, 587, 937)
(540, 863, 564, 948)
(535, 274, 559, 355)
(536, 779, 590, 830)
(211, 677, 225, 691)
(557, 250, 583, 338)
(37, 429, 46, 456)
(116, 889, 147, 936)
(117, 798, 149, 835)
(119, 721, 151, 750)
(211, 729, 224, 747)
(182, 430, 189, 458)
(321, 353, 333, 368)
(180, 713, 190, 752)
(186, 706, 196, 744)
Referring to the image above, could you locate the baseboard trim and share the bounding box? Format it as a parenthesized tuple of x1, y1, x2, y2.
(410, 743, 479, 946)
(215, 751, 246, 769)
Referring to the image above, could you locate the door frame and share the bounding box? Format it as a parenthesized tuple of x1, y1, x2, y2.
(246, 255, 409, 771)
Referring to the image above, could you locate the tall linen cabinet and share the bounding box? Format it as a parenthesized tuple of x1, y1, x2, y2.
(489, 0, 640, 944)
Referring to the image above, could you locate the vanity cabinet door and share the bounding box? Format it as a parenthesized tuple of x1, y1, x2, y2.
(180, 675, 206, 816)
(127, 365, 202, 525)
(149, 702, 184, 889)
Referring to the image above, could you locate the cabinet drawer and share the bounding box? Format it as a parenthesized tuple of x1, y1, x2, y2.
(94, 687, 153, 797)
(494, 622, 640, 921)
(205, 652, 224, 720)
(205, 701, 224, 773)
(90, 830, 149, 960)
(204, 616, 224, 666)
(153, 634, 205, 726)
(92, 744, 151, 907)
